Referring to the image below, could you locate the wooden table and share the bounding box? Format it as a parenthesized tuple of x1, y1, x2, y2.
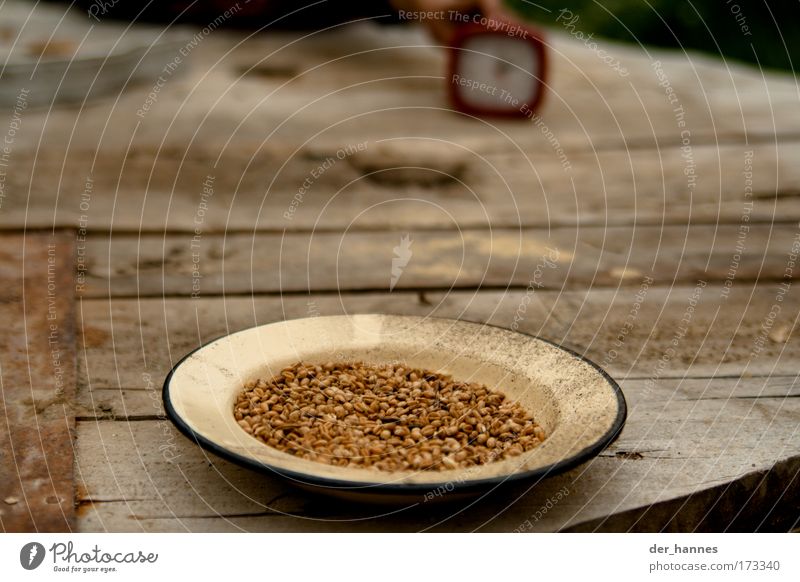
(2, 18, 799, 532)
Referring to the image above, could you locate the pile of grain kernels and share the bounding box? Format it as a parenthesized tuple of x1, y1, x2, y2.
(234, 361, 546, 472)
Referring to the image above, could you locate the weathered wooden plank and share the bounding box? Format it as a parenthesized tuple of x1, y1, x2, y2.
(76, 389, 165, 421)
(74, 376, 800, 532)
(78, 223, 800, 297)
(75, 280, 800, 399)
(77, 292, 527, 394)
(539, 282, 800, 380)
(2, 20, 799, 233)
(75, 375, 800, 422)
(0, 233, 77, 532)
(9, 22, 799, 160)
(566, 456, 800, 532)
(3, 141, 799, 232)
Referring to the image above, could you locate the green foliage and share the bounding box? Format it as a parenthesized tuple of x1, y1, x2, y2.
(506, 0, 799, 72)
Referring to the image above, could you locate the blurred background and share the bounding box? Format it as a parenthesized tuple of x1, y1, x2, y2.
(509, 0, 799, 72)
(46, 0, 800, 72)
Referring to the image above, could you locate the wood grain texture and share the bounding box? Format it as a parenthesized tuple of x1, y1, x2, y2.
(0, 233, 77, 532)
(75, 280, 800, 401)
(1, 23, 799, 234)
(76, 223, 800, 297)
(7, 24, 799, 156)
(3, 141, 800, 233)
(80, 375, 800, 422)
(73, 376, 800, 532)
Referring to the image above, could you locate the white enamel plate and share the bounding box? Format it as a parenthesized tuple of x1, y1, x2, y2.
(163, 315, 626, 503)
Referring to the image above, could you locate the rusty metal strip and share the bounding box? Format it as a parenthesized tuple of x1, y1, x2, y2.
(0, 233, 76, 532)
